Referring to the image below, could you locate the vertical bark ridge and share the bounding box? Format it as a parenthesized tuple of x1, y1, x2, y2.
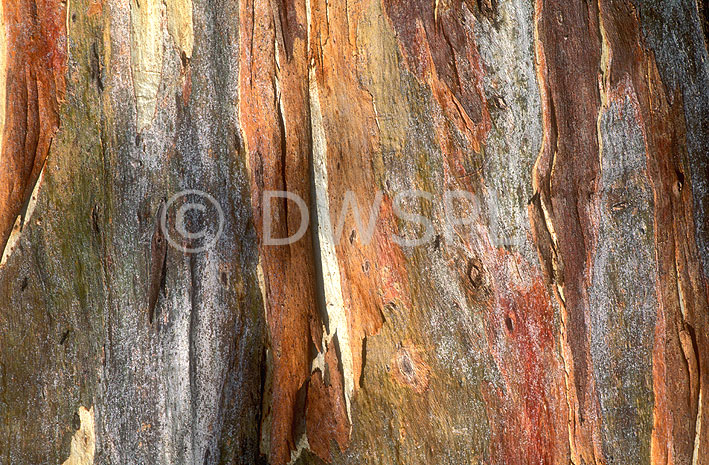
(531, 0, 605, 462)
(238, 0, 329, 462)
(531, 0, 709, 463)
(595, 2, 709, 463)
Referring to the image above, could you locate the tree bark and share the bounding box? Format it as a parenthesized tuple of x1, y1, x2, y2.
(1, 0, 708, 464)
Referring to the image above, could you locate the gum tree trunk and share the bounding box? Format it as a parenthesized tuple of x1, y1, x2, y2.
(1, 0, 708, 464)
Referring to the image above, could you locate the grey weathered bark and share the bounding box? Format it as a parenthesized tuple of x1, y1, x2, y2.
(1, 0, 708, 464)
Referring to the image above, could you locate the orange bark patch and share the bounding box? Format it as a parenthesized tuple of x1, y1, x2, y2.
(308, 0, 389, 412)
(88, 0, 103, 18)
(238, 0, 322, 463)
(0, 0, 67, 250)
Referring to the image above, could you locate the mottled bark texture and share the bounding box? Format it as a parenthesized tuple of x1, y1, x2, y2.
(0, 0, 708, 464)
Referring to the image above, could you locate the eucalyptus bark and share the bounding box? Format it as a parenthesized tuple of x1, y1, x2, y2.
(1, 0, 708, 464)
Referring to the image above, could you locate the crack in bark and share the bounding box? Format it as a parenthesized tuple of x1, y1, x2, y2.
(276, 91, 289, 237)
(188, 253, 199, 458)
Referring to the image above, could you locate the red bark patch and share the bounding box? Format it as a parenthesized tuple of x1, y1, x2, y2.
(382, 0, 490, 152)
(530, 0, 605, 460)
(481, 248, 569, 465)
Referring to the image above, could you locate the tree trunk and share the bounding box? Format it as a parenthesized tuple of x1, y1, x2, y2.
(1, 0, 708, 464)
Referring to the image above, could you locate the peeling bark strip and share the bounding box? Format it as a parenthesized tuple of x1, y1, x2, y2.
(239, 0, 324, 463)
(305, 336, 350, 461)
(532, 1, 604, 460)
(130, 0, 194, 131)
(594, 2, 709, 461)
(306, 0, 389, 414)
(0, 0, 66, 254)
(239, 0, 390, 461)
(61, 406, 95, 465)
(130, 0, 163, 132)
